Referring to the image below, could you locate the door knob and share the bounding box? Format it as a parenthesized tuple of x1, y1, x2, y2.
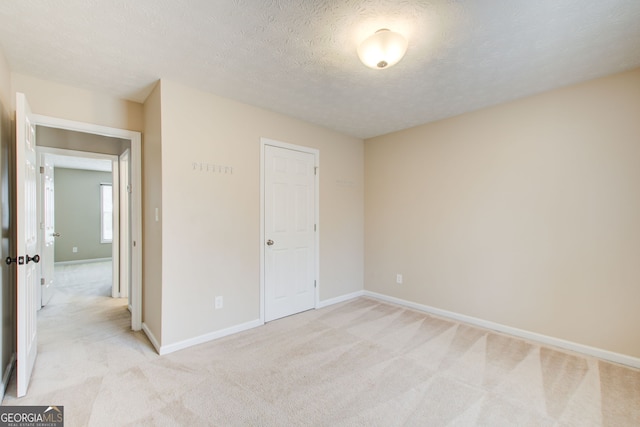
(6, 256, 25, 265)
(266, 239, 274, 246)
(26, 254, 40, 264)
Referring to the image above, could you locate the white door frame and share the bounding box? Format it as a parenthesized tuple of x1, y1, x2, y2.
(259, 137, 319, 323)
(36, 147, 120, 299)
(119, 149, 131, 302)
(31, 114, 142, 331)
(36, 152, 54, 309)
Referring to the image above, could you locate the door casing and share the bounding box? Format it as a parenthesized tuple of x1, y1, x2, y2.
(31, 114, 142, 331)
(119, 149, 131, 302)
(37, 152, 55, 308)
(260, 137, 319, 323)
(36, 147, 121, 301)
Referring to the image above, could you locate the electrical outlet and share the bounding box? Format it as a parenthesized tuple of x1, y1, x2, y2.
(396, 274, 403, 284)
(72, 247, 78, 253)
(215, 296, 223, 309)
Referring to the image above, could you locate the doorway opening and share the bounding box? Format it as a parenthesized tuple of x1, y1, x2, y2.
(36, 144, 126, 309)
(12, 93, 143, 397)
(31, 116, 142, 331)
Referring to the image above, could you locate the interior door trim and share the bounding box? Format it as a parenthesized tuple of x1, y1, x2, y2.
(36, 147, 120, 300)
(31, 113, 143, 331)
(259, 137, 319, 324)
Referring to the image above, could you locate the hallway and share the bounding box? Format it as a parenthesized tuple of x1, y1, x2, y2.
(2, 261, 156, 410)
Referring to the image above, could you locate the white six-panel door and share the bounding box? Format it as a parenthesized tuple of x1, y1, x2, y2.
(264, 144, 316, 322)
(15, 93, 39, 397)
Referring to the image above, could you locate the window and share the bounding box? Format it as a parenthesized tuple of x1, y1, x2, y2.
(101, 183, 113, 243)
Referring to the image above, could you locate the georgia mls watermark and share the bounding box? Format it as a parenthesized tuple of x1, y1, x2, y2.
(0, 406, 63, 427)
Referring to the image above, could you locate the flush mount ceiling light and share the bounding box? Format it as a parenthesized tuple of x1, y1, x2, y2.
(357, 28, 408, 70)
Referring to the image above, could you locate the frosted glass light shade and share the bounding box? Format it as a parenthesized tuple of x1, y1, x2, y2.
(357, 29, 408, 69)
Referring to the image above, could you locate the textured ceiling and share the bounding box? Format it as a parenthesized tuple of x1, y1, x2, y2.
(0, 1, 639, 139)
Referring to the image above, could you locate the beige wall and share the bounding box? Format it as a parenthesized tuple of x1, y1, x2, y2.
(0, 69, 364, 352)
(11, 73, 143, 132)
(0, 51, 10, 110)
(365, 68, 640, 358)
(37, 126, 130, 156)
(142, 82, 163, 341)
(158, 79, 364, 346)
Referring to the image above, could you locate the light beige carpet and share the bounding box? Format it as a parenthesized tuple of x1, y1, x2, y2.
(2, 262, 640, 426)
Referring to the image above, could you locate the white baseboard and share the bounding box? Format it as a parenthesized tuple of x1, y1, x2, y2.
(142, 323, 161, 354)
(1, 353, 16, 401)
(317, 290, 364, 309)
(364, 291, 640, 370)
(158, 319, 264, 356)
(144, 292, 364, 357)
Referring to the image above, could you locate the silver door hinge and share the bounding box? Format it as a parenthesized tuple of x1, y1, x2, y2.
(314, 166, 318, 175)
(39, 166, 44, 174)
(314, 224, 316, 231)
(40, 278, 45, 285)
(127, 185, 132, 194)
(314, 280, 317, 288)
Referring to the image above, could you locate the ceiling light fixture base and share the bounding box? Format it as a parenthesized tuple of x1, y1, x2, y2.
(357, 28, 408, 70)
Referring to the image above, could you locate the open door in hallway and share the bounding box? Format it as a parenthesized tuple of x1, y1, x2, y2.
(13, 92, 39, 397)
